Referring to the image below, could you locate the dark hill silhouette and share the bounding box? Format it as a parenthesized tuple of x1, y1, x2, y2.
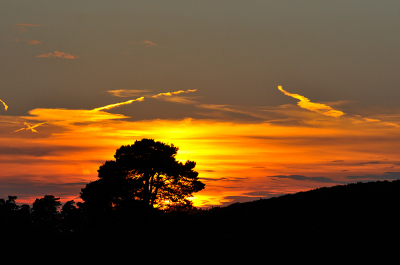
(188, 180, 400, 263)
(2, 180, 400, 264)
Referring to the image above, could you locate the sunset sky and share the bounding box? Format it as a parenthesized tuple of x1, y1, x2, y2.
(1, 1, 400, 207)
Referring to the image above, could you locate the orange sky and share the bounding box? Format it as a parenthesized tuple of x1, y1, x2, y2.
(2, 1, 400, 207)
(1, 87, 400, 207)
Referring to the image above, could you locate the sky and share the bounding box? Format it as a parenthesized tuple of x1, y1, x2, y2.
(1, 1, 400, 207)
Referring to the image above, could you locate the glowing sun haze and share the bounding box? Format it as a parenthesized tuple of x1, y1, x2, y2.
(1, 1, 400, 207)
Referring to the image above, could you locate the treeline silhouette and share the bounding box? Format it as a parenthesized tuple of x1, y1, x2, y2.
(1, 180, 400, 263)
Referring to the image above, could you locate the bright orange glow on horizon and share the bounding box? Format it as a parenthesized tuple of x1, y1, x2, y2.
(4, 2, 400, 212)
(2, 111, 400, 206)
(2, 87, 400, 207)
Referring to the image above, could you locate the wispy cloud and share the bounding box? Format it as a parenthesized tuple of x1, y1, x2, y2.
(151, 89, 197, 98)
(100, 89, 197, 110)
(11, 89, 197, 133)
(14, 122, 48, 133)
(349, 115, 399, 128)
(141, 40, 158, 47)
(14, 23, 45, 32)
(36, 51, 78, 59)
(0, 99, 8, 111)
(131, 40, 158, 47)
(92, 97, 145, 111)
(28, 40, 42, 45)
(15, 23, 45, 27)
(196, 104, 268, 120)
(102, 89, 197, 110)
(150, 90, 198, 104)
(278, 86, 345, 117)
(13, 39, 42, 45)
(107, 89, 151, 97)
(161, 96, 198, 104)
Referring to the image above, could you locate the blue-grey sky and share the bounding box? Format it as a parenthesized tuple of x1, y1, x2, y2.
(2, 1, 400, 116)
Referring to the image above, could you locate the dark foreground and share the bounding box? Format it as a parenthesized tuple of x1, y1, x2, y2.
(2, 180, 400, 264)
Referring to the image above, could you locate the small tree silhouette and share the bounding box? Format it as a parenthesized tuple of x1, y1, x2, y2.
(60, 200, 81, 232)
(31, 195, 61, 229)
(80, 139, 205, 213)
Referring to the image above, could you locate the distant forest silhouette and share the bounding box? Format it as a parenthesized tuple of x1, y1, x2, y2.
(1, 139, 400, 263)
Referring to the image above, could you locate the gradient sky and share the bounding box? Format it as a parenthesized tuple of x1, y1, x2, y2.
(1, 1, 400, 206)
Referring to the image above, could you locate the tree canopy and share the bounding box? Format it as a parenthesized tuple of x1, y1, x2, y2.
(80, 139, 205, 212)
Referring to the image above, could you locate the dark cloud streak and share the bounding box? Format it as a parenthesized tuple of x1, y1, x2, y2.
(268, 175, 347, 184)
(346, 172, 400, 180)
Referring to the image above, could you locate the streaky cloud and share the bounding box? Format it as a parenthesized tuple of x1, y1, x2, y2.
(11, 89, 197, 133)
(196, 104, 268, 119)
(36, 51, 78, 59)
(107, 89, 151, 97)
(141, 40, 158, 47)
(14, 122, 48, 133)
(96, 89, 196, 111)
(269, 174, 347, 184)
(131, 40, 159, 47)
(350, 115, 399, 128)
(159, 96, 198, 104)
(151, 89, 197, 98)
(92, 97, 145, 111)
(27, 40, 42, 45)
(346, 172, 400, 180)
(14, 23, 45, 27)
(0, 99, 8, 111)
(278, 86, 345, 117)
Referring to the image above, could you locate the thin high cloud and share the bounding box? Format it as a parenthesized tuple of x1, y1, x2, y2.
(151, 89, 197, 98)
(350, 115, 399, 128)
(13, 89, 197, 133)
(0, 99, 8, 111)
(15, 23, 45, 27)
(28, 40, 42, 45)
(131, 40, 158, 47)
(92, 97, 145, 111)
(13, 39, 42, 45)
(161, 96, 198, 104)
(196, 104, 268, 120)
(107, 89, 151, 97)
(278, 86, 345, 117)
(12, 39, 42, 45)
(14, 23, 45, 32)
(13, 98, 144, 133)
(36, 51, 78, 59)
(99, 89, 197, 110)
(141, 40, 158, 47)
(14, 122, 48, 133)
(151, 89, 198, 104)
(107, 89, 196, 99)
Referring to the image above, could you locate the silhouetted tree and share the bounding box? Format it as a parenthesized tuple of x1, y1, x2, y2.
(31, 195, 61, 230)
(60, 200, 82, 232)
(4, 196, 19, 211)
(61, 200, 77, 216)
(80, 139, 205, 213)
(0, 196, 31, 236)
